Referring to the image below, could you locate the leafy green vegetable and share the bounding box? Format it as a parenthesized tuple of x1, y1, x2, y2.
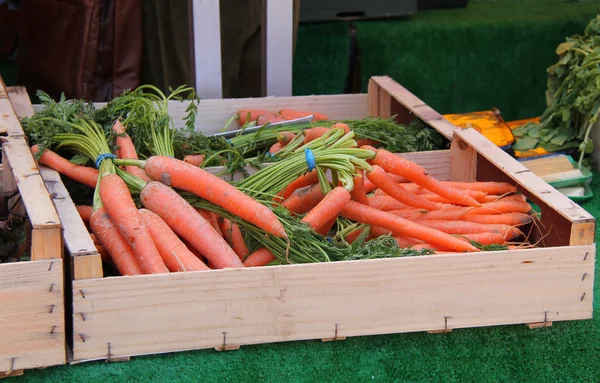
(512, 15, 600, 167)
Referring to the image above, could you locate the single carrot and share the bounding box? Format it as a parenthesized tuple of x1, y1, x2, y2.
(303, 126, 331, 144)
(341, 201, 479, 252)
(414, 220, 523, 241)
(181, 237, 206, 263)
(89, 207, 143, 276)
(143, 156, 286, 238)
(439, 181, 517, 195)
(99, 174, 168, 274)
(466, 200, 532, 215)
(364, 173, 407, 193)
(301, 187, 351, 229)
(277, 170, 319, 200)
(366, 147, 481, 207)
(31, 145, 98, 188)
(279, 109, 328, 121)
(112, 120, 150, 182)
(281, 183, 326, 214)
(183, 154, 205, 167)
(269, 142, 283, 154)
(456, 232, 506, 246)
(257, 113, 287, 126)
(243, 248, 276, 267)
(76, 205, 93, 222)
(139, 208, 210, 272)
(350, 170, 370, 205)
(416, 207, 470, 221)
(237, 109, 274, 125)
(139, 181, 244, 269)
(219, 218, 250, 261)
(464, 212, 533, 226)
(367, 196, 411, 211)
(366, 165, 441, 211)
(277, 131, 297, 145)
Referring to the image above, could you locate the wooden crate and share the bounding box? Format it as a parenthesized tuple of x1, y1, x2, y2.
(25, 77, 596, 364)
(0, 83, 66, 377)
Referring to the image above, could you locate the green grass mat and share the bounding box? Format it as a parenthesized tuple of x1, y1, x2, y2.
(12, 173, 600, 382)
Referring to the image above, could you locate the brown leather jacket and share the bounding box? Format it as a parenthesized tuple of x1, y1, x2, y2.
(16, 0, 142, 102)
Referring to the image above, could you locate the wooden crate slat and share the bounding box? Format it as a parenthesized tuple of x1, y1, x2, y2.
(7, 87, 34, 119)
(39, 166, 102, 280)
(71, 245, 594, 362)
(0, 259, 66, 372)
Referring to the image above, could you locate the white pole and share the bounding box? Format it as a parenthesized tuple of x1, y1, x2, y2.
(263, 0, 294, 97)
(191, 0, 223, 99)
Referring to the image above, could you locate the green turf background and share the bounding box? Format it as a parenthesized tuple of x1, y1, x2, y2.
(6, 1, 600, 381)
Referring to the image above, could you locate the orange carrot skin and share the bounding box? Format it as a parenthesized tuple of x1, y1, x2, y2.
(370, 226, 393, 237)
(219, 218, 250, 261)
(303, 127, 331, 144)
(140, 181, 244, 269)
(441, 181, 517, 195)
(282, 183, 326, 214)
(96, 244, 111, 263)
(367, 147, 481, 207)
(100, 174, 168, 274)
(464, 212, 532, 226)
(238, 109, 274, 125)
(257, 113, 287, 126)
(416, 207, 470, 221)
(301, 187, 351, 229)
(467, 200, 532, 215)
(139, 209, 210, 272)
(76, 205, 93, 222)
(366, 165, 441, 211)
(394, 236, 424, 247)
(143, 156, 286, 238)
(277, 131, 296, 145)
(341, 201, 479, 252)
(279, 109, 328, 121)
(330, 122, 351, 135)
(367, 196, 410, 211)
(113, 120, 150, 182)
(415, 219, 523, 241)
(243, 248, 276, 267)
(31, 145, 98, 188)
(183, 154, 206, 167)
(89, 207, 143, 276)
(481, 194, 526, 203)
(278, 170, 319, 200)
(315, 216, 338, 236)
(458, 232, 506, 246)
(269, 142, 283, 154)
(350, 171, 370, 205)
(387, 209, 423, 221)
(196, 209, 222, 235)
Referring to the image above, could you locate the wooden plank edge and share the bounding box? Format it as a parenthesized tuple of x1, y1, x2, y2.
(0, 370, 24, 379)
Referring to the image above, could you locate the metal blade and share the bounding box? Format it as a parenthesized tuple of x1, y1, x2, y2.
(211, 115, 314, 139)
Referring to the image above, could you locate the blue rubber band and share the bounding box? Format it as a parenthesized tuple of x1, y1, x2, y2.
(305, 148, 316, 172)
(94, 153, 117, 168)
(227, 139, 232, 144)
(265, 151, 275, 158)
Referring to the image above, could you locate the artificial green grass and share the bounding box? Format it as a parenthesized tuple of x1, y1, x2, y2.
(355, 0, 600, 121)
(12, 174, 600, 382)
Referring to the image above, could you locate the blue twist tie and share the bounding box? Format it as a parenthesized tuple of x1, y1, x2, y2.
(95, 153, 117, 168)
(304, 148, 316, 171)
(226, 139, 232, 144)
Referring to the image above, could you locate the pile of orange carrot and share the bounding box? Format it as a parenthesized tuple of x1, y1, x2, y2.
(29, 106, 538, 278)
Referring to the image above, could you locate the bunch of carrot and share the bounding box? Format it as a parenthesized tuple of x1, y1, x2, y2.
(236, 108, 329, 127)
(28, 97, 537, 277)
